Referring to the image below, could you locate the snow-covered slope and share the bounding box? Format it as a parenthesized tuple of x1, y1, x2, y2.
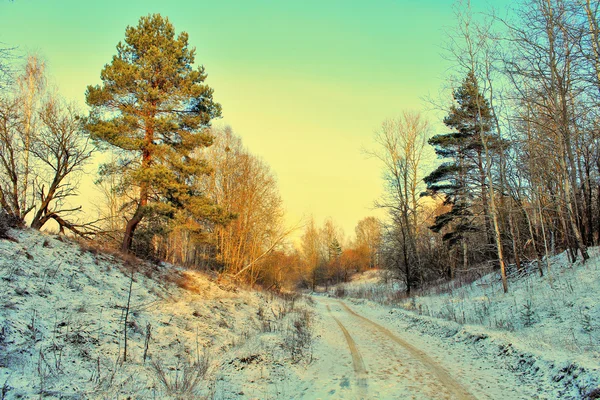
(332, 269, 400, 303)
(332, 252, 600, 399)
(402, 250, 600, 360)
(0, 229, 314, 399)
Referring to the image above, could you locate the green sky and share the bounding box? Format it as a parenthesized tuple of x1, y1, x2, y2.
(0, 0, 509, 239)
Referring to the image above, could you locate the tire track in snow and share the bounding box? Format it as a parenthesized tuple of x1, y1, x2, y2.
(338, 300, 476, 400)
(326, 304, 368, 399)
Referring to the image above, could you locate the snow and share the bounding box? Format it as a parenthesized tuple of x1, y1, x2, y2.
(0, 228, 315, 399)
(403, 250, 600, 360)
(2, 227, 599, 399)
(331, 250, 600, 399)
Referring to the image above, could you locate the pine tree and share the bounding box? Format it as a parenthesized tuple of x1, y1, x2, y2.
(85, 14, 222, 253)
(328, 238, 342, 261)
(425, 71, 498, 268)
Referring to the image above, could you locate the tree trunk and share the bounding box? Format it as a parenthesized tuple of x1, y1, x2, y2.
(508, 209, 522, 272)
(564, 178, 589, 261)
(522, 200, 543, 276)
(537, 195, 552, 281)
(477, 150, 494, 257)
(122, 204, 144, 253)
(597, 182, 600, 245)
(121, 145, 154, 253)
(462, 239, 468, 274)
(402, 230, 411, 295)
(122, 116, 153, 253)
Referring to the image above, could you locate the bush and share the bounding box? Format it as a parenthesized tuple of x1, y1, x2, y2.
(0, 209, 20, 239)
(283, 308, 314, 363)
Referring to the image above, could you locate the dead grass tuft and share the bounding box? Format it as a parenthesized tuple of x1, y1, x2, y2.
(172, 271, 204, 295)
(151, 355, 210, 397)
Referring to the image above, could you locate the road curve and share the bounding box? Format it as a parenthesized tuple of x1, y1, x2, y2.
(337, 300, 475, 400)
(300, 297, 540, 399)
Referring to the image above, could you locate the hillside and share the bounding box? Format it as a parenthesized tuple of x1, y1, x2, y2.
(0, 228, 314, 399)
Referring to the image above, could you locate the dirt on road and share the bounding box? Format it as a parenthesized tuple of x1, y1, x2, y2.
(317, 298, 474, 399)
(333, 300, 475, 400)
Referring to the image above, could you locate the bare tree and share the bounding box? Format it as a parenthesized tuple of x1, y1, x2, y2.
(0, 44, 15, 89)
(503, 0, 590, 262)
(0, 56, 45, 223)
(151, 126, 288, 284)
(17, 56, 46, 218)
(0, 57, 95, 235)
(299, 216, 323, 291)
(370, 111, 430, 294)
(0, 95, 24, 219)
(91, 151, 131, 246)
(29, 98, 94, 233)
(201, 127, 285, 283)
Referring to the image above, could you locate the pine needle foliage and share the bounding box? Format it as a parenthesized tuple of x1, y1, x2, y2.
(84, 14, 223, 252)
(424, 71, 495, 247)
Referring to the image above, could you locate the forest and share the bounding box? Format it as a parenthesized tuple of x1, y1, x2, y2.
(1, 0, 600, 298)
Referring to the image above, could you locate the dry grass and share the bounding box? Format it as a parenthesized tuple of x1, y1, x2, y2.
(172, 271, 204, 295)
(0, 211, 19, 241)
(282, 307, 314, 363)
(151, 355, 210, 397)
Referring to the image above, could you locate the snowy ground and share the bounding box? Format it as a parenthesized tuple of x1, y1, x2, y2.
(312, 296, 545, 399)
(3, 228, 599, 399)
(402, 250, 600, 361)
(0, 228, 315, 399)
(331, 250, 600, 399)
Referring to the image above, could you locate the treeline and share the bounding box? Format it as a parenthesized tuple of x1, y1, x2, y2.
(295, 216, 382, 290)
(372, 0, 600, 294)
(0, 15, 289, 287)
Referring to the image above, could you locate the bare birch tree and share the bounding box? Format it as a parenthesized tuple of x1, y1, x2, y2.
(0, 56, 45, 223)
(370, 111, 430, 294)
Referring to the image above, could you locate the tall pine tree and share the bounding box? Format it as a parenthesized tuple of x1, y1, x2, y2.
(85, 14, 222, 253)
(425, 71, 498, 271)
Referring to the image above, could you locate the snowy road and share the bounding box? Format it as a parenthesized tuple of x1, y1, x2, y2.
(298, 297, 537, 400)
(304, 297, 473, 399)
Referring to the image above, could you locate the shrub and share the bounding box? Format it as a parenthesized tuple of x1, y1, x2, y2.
(0, 210, 19, 240)
(283, 308, 314, 363)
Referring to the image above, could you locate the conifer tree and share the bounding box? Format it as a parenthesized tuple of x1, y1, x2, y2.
(85, 14, 222, 253)
(425, 71, 497, 268)
(328, 238, 342, 261)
